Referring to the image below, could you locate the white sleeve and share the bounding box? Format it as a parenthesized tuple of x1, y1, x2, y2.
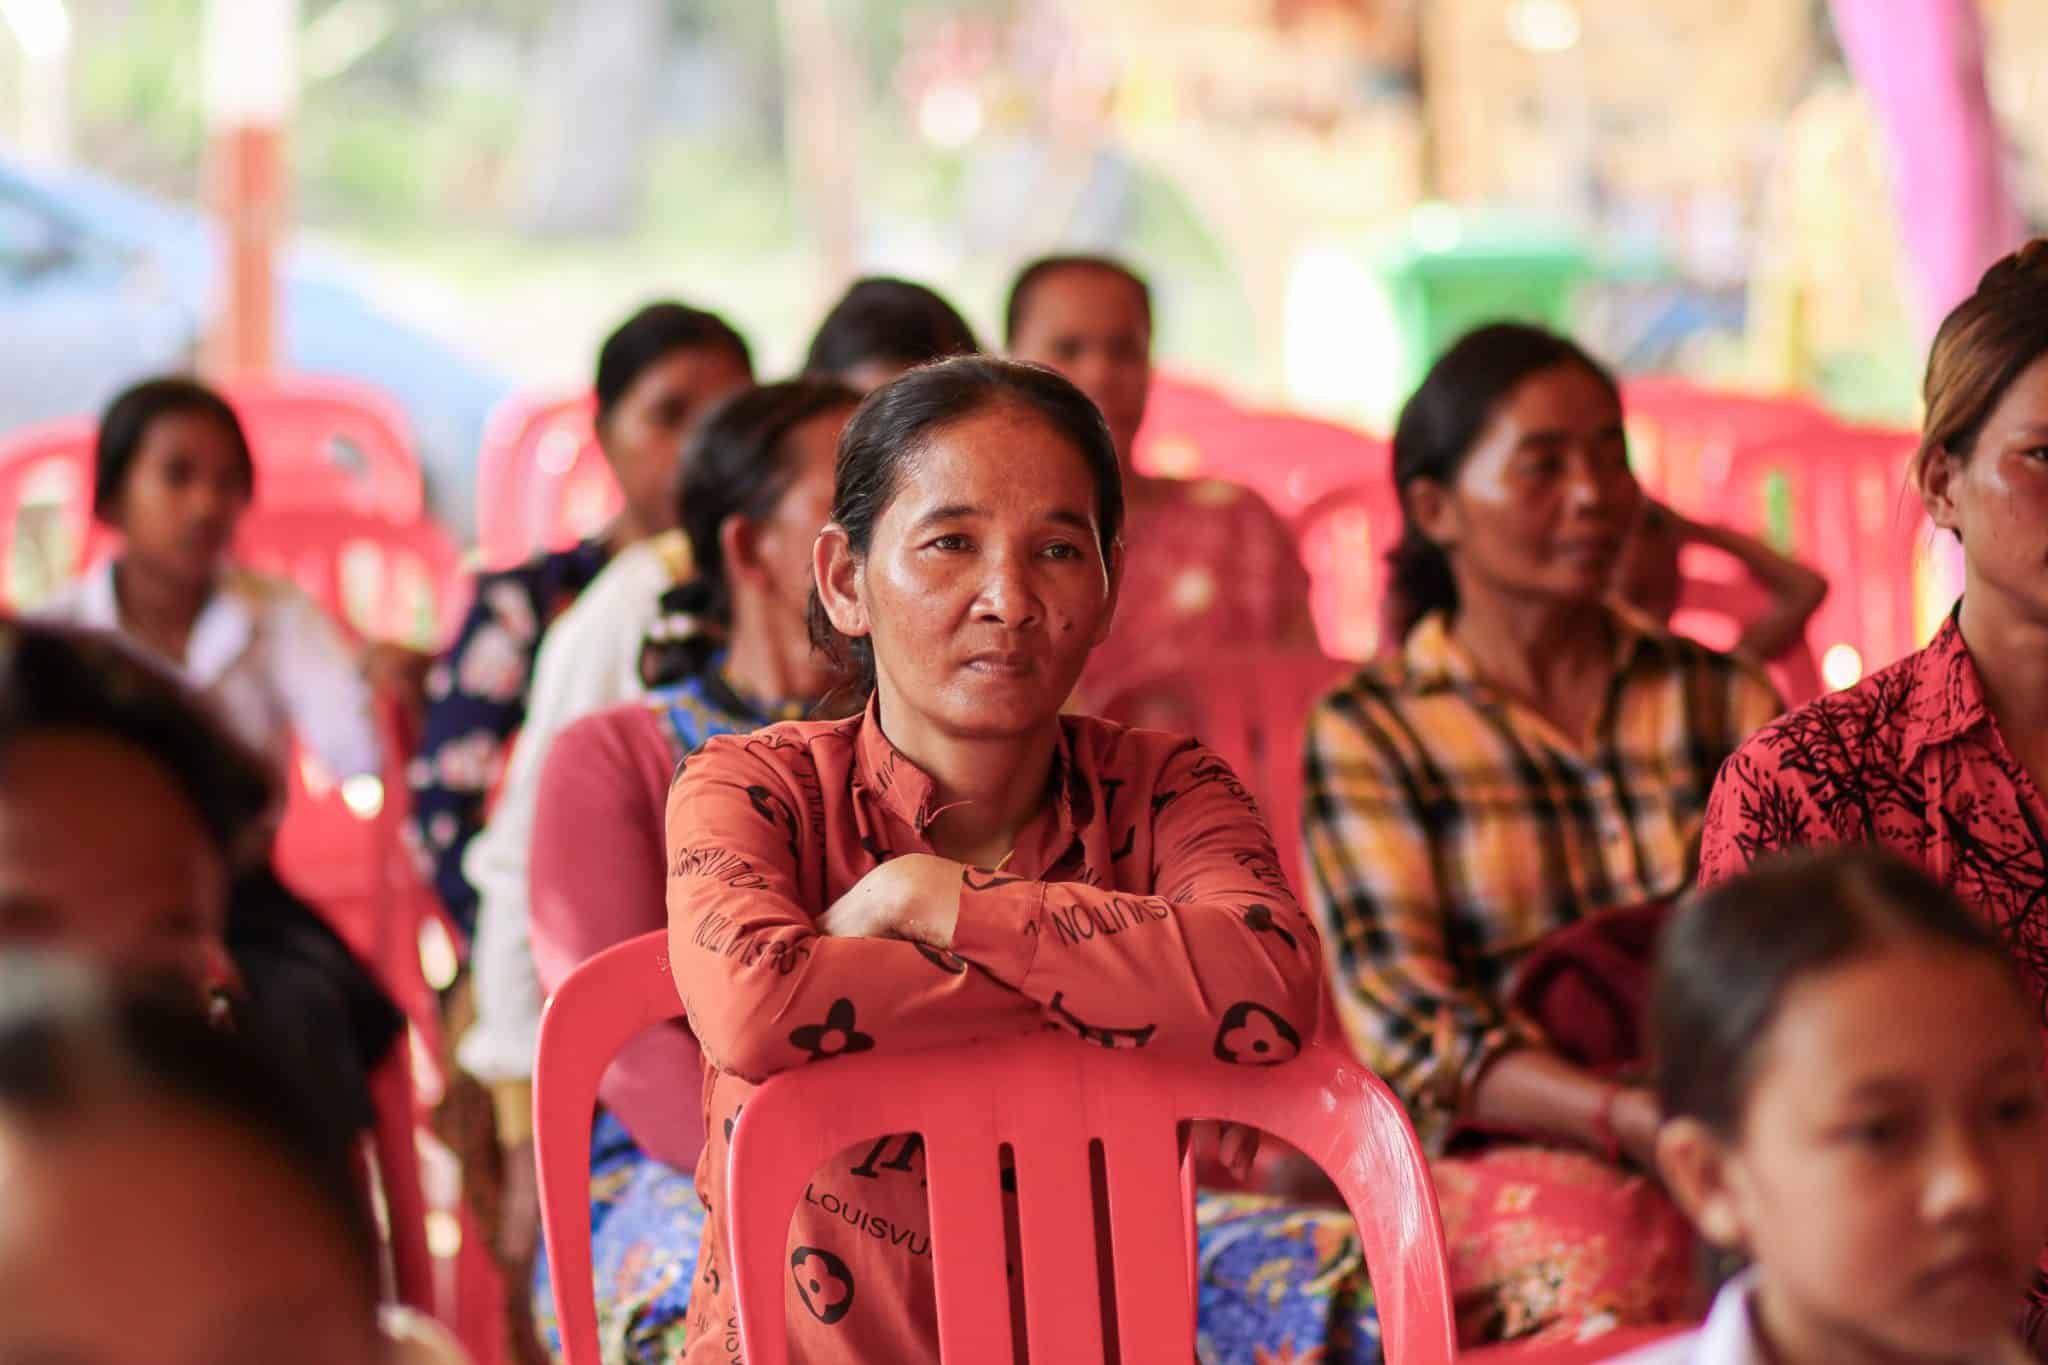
(456, 548, 666, 1082)
(269, 589, 383, 781)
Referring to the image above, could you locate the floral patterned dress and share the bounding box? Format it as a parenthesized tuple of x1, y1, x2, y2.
(409, 537, 611, 939)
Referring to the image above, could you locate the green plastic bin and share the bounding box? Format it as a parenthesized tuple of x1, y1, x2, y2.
(1378, 210, 1589, 399)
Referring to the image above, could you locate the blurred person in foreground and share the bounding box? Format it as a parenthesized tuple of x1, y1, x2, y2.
(1700, 238, 2048, 1346)
(0, 955, 472, 1364)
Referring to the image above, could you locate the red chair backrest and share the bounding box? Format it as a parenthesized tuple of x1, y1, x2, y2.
(219, 374, 426, 523)
(244, 507, 463, 1002)
(475, 393, 619, 569)
(368, 1025, 436, 1317)
(1709, 425, 1926, 688)
(533, 931, 1458, 1365)
(535, 932, 703, 1365)
(1096, 650, 1353, 902)
(1620, 376, 1837, 509)
(235, 507, 464, 652)
(217, 374, 425, 522)
(1, 377, 426, 608)
(0, 417, 101, 611)
(1137, 382, 1386, 525)
(729, 1027, 1454, 1364)
(1292, 479, 1408, 662)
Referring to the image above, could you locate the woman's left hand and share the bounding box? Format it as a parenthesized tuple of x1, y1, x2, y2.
(820, 854, 965, 947)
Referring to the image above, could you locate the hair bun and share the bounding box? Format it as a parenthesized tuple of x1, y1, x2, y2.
(1976, 238, 2048, 296)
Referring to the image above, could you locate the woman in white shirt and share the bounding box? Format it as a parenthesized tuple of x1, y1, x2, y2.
(35, 376, 399, 1137)
(36, 378, 380, 781)
(1623, 848, 2046, 1364)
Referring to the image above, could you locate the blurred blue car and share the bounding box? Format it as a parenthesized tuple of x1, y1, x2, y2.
(0, 154, 511, 535)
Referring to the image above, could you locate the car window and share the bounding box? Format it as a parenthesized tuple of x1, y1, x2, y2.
(0, 185, 71, 279)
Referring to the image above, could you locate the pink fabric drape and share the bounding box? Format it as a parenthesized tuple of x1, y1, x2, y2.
(1830, 0, 2022, 334)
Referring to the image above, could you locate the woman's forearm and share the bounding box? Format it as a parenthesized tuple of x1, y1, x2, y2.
(1683, 518, 1829, 660)
(1465, 1047, 1654, 1163)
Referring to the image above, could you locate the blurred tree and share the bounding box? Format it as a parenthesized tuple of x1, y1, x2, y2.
(775, 0, 860, 289)
(510, 0, 667, 235)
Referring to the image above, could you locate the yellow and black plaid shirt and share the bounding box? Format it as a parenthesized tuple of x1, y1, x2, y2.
(1303, 608, 1780, 1148)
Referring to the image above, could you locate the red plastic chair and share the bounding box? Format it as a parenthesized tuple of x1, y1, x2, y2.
(369, 1025, 436, 1316)
(1096, 650, 1353, 904)
(236, 506, 464, 652)
(1620, 377, 1837, 509)
(219, 373, 427, 524)
(1137, 381, 1387, 526)
(241, 506, 466, 1024)
(532, 931, 1458, 1365)
(1708, 425, 1924, 688)
(534, 931, 692, 1365)
(1293, 479, 1409, 662)
(0, 416, 100, 611)
(1, 376, 427, 608)
(475, 393, 619, 569)
(727, 1028, 1457, 1363)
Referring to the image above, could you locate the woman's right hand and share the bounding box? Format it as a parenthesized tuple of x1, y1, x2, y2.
(820, 854, 965, 947)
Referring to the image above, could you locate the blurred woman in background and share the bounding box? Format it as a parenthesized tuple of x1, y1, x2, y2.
(1004, 253, 1318, 709)
(803, 275, 980, 391)
(1303, 322, 1779, 1346)
(523, 379, 859, 1362)
(411, 302, 754, 941)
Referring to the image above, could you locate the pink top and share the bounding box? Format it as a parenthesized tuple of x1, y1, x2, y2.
(529, 704, 705, 1172)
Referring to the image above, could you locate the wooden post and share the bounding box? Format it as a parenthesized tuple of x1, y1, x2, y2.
(201, 0, 300, 376)
(5, 0, 73, 165)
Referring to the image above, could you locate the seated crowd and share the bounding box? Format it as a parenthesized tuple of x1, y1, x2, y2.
(1, 240, 2045, 1365)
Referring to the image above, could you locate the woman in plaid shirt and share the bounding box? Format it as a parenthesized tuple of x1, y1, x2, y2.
(1303, 324, 1781, 1345)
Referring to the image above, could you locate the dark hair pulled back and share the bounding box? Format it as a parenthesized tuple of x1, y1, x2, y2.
(0, 621, 273, 864)
(1386, 322, 1620, 640)
(640, 381, 860, 687)
(806, 356, 1124, 693)
(0, 957, 380, 1296)
(594, 301, 753, 432)
(804, 277, 980, 382)
(93, 377, 255, 522)
(1654, 847, 2020, 1137)
(1004, 254, 1153, 346)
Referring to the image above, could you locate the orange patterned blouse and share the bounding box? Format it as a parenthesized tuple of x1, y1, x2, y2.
(665, 696, 1322, 1362)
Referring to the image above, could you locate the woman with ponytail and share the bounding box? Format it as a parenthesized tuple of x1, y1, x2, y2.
(517, 380, 857, 1361)
(1302, 322, 1781, 1344)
